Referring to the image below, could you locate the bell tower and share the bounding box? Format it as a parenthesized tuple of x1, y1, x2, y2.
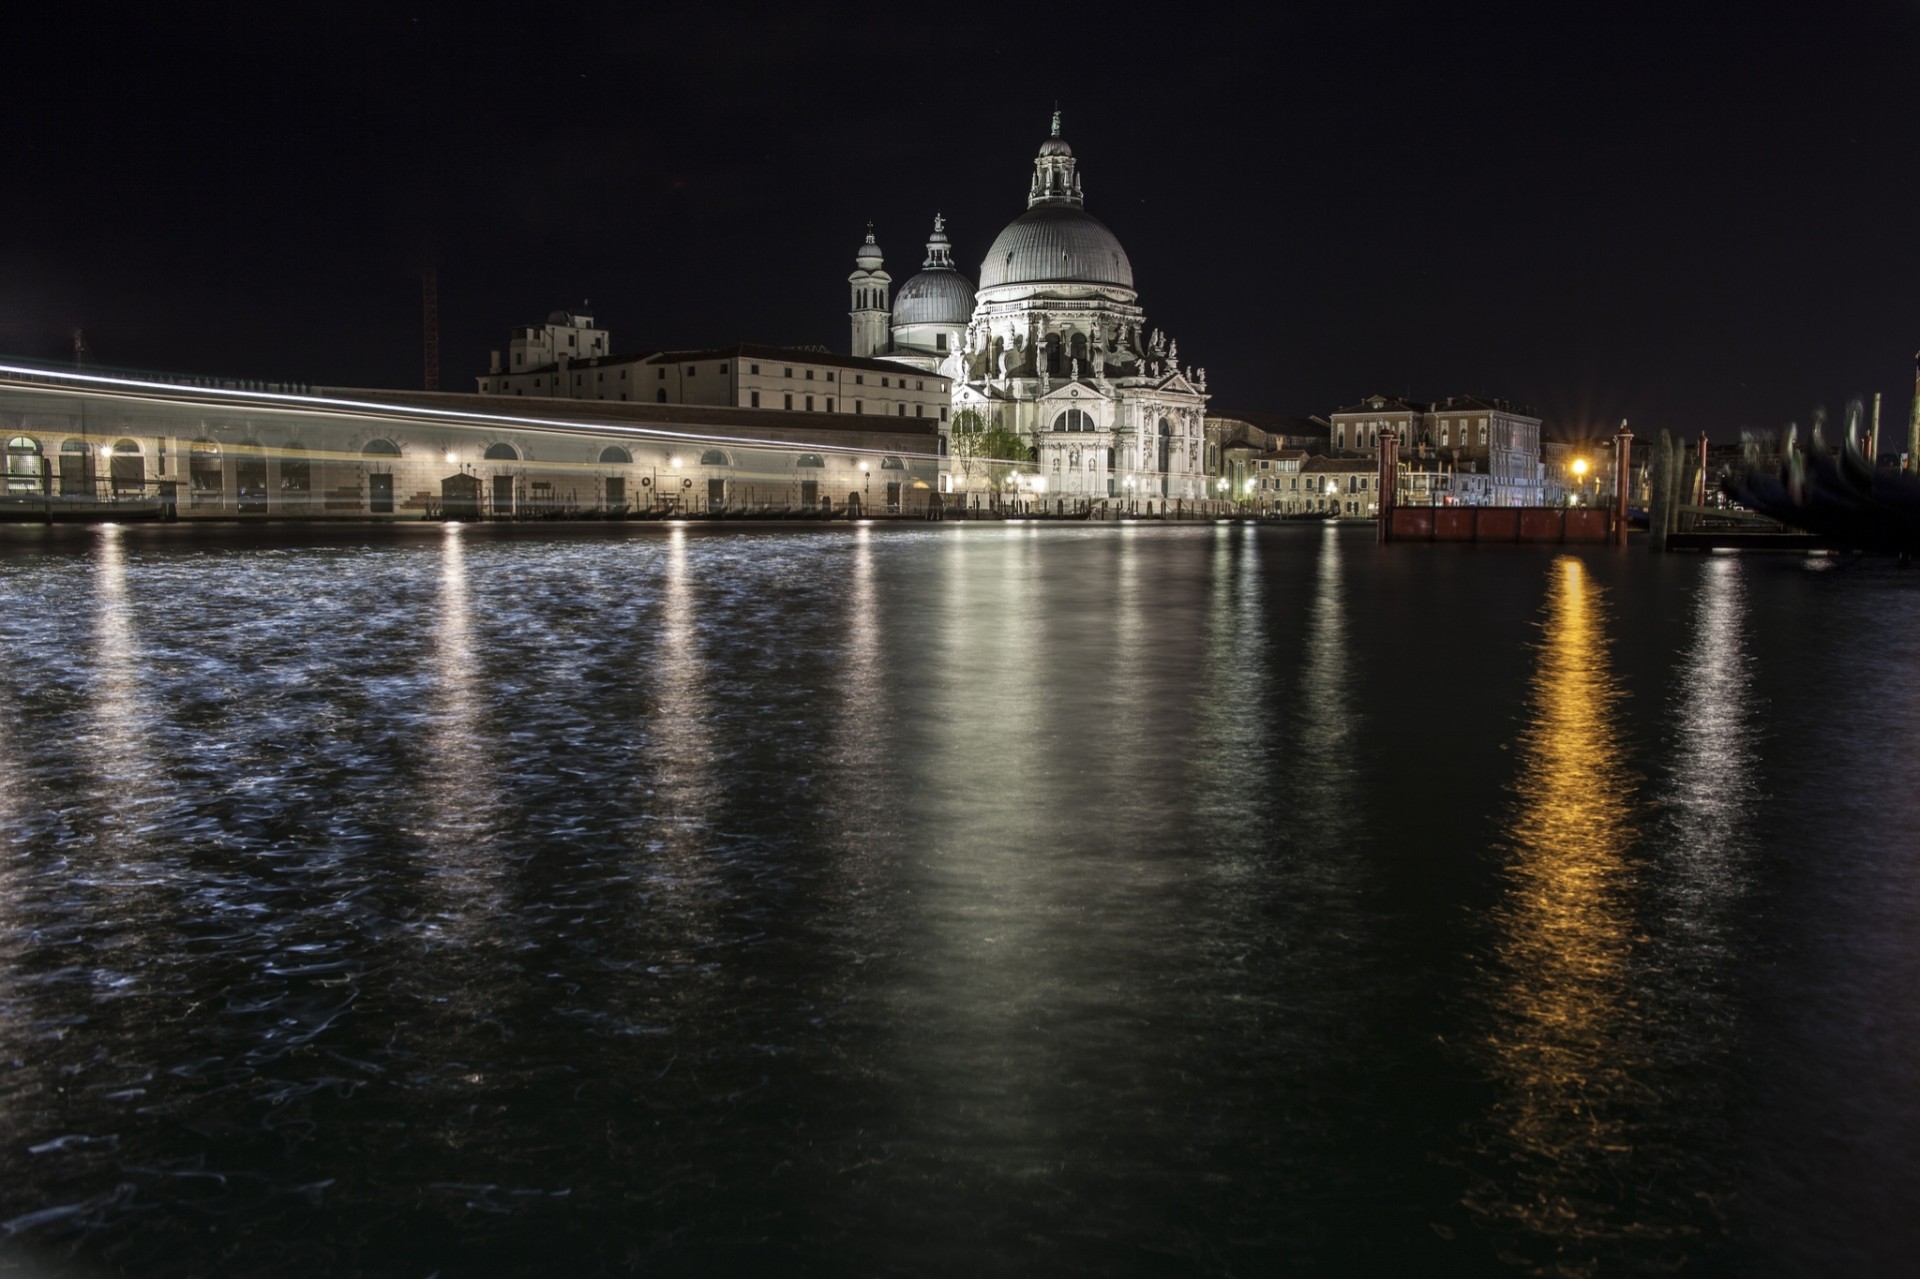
(849, 224, 891, 357)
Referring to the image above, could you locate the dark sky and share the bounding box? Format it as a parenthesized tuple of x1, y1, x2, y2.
(8, 1, 1918, 442)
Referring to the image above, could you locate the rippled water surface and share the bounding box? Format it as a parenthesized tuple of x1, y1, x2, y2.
(0, 521, 1916, 1276)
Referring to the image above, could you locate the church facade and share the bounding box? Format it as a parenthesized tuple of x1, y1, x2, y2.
(851, 115, 1211, 505)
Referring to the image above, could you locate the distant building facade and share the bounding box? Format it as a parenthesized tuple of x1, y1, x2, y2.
(1330, 392, 1547, 506)
(0, 367, 942, 521)
(477, 340, 951, 422)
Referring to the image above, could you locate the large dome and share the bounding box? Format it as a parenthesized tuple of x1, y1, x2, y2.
(893, 269, 976, 326)
(979, 204, 1133, 291)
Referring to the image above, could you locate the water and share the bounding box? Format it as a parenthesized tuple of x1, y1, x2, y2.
(0, 521, 1916, 1277)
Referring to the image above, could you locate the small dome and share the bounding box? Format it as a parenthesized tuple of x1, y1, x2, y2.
(855, 228, 884, 269)
(979, 204, 1133, 291)
(1038, 136, 1073, 157)
(893, 270, 976, 327)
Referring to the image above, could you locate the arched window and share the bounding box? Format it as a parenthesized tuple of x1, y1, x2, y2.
(484, 443, 519, 461)
(110, 440, 144, 494)
(235, 440, 268, 512)
(599, 446, 632, 464)
(880, 456, 904, 470)
(58, 439, 95, 496)
(362, 438, 400, 457)
(700, 448, 731, 465)
(796, 453, 826, 468)
(189, 439, 222, 496)
(281, 442, 310, 493)
(1051, 409, 1093, 433)
(5, 436, 44, 493)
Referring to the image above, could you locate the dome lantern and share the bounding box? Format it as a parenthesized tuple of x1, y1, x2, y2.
(1028, 110, 1083, 208)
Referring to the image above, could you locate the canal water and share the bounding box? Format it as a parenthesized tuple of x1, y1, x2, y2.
(0, 521, 1916, 1277)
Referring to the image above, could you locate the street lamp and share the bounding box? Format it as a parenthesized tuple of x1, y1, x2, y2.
(858, 459, 870, 515)
(1571, 456, 1590, 506)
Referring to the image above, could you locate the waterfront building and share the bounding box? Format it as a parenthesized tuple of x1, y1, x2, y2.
(0, 365, 941, 520)
(1331, 392, 1547, 506)
(851, 115, 1212, 510)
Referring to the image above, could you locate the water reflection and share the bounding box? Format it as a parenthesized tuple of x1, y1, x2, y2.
(415, 524, 506, 944)
(89, 526, 161, 865)
(1663, 557, 1760, 914)
(1469, 555, 1647, 1270)
(1294, 523, 1356, 833)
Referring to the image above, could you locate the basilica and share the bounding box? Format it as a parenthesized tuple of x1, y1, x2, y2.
(849, 114, 1211, 504)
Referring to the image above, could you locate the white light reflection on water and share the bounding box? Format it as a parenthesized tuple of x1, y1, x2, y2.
(1295, 522, 1357, 833)
(1660, 555, 1760, 947)
(413, 523, 509, 951)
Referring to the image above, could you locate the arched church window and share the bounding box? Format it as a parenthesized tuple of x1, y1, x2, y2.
(880, 456, 904, 470)
(796, 453, 826, 468)
(4, 437, 43, 493)
(362, 438, 400, 457)
(189, 439, 222, 494)
(484, 443, 519, 461)
(600, 446, 632, 464)
(281, 442, 310, 493)
(58, 439, 95, 496)
(1051, 409, 1093, 433)
(700, 449, 731, 466)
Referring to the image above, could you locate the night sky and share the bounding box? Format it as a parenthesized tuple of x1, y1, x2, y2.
(8, 2, 1918, 443)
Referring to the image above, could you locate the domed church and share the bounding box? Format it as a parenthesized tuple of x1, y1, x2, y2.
(847, 113, 1210, 503)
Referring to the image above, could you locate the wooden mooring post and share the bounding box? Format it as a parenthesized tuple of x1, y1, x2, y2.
(1612, 420, 1633, 547)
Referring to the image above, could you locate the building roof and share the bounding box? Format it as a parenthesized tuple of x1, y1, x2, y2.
(646, 343, 946, 379)
(1334, 394, 1431, 416)
(1210, 409, 1331, 438)
(493, 343, 949, 383)
(1430, 393, 1538, 418)
(322, 386, 942, 441)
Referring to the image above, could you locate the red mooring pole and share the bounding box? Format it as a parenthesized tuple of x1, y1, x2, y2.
(1613, 420, 1634, 547)
(1377, 430, 1398, 543)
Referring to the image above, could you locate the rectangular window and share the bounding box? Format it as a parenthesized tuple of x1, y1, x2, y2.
(827, 398, 835, 412)
(897, 404, 905, 416)
(751, 391, 761, 408)
(785, 367, 793, 377)
(806, 369, 815, 380)
(806, 395, 815, 411)
(916, 404, 924, 417)
(720, 364, 729, 374)
(881, 377, 890, 387)
(936, 333, 947, 351)
(940, 407, 948, 422)
(658, 367, 666, 379)
(916, 380, 924, 391)
(750, 364, 759, 374)
(855, 374, 865, 385)
(855, 401, 864, 414)
(686, 366, 695, 376)
(784, 393, 793, 410)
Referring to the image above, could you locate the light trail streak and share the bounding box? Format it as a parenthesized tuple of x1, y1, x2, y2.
(0, 363, 948, 465)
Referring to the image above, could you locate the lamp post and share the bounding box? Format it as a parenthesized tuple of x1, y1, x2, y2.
(858, 459, 870, 517)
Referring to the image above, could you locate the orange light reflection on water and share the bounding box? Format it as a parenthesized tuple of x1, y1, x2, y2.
(1469, 554, 1651, 1271)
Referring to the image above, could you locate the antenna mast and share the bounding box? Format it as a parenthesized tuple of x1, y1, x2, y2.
(422, 270, 440, 392)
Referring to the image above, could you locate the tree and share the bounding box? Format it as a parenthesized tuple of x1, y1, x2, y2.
(949, 409, 1028, 495)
